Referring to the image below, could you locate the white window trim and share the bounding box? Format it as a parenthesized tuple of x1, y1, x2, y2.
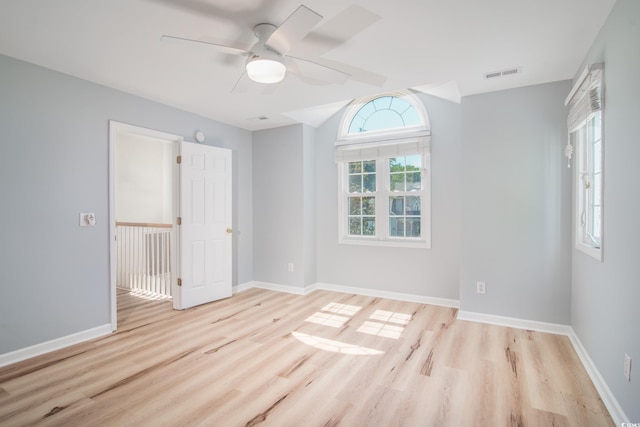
(337, 155, 431, 248)
(336, 90, 431, 248)
(566, 63, 604, 261)
(574, 114, 603, 261)
(337, 90, 430, 145)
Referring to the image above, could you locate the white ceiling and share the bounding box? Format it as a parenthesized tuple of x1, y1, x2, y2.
(0, 0, 615, 131)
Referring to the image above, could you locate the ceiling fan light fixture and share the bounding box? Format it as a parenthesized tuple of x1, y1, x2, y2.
(246, 55, 286, 84)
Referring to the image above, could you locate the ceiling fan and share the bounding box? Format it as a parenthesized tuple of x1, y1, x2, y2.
(162, 4, 355, 90)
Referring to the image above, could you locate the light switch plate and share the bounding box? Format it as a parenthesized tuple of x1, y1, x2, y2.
(476, 281, 486, 294)
(79, 213, 96, 227)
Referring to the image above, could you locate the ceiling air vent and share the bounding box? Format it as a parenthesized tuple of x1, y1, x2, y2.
(483, 67, 522, 80)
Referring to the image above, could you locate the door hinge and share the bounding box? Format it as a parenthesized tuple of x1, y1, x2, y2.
(176, 155, 182, 164)
(177, 217, 182, 225)
(177, 278, 182, 287)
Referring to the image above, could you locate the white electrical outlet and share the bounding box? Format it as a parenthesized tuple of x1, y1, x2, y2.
(624, 353, 632, 381)
(476, 281, 486, 294)
(287, 263, 294, 272)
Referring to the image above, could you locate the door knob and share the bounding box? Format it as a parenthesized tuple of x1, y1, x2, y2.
(226, 228, 233, 234)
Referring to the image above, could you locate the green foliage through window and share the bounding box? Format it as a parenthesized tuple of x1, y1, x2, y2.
(390, 156, 422, 192)
(348, 196, 376, 236)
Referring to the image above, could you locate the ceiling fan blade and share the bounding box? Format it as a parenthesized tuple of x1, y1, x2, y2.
(309, 58, 387, 87)
(265, 5, 322, 55)
(288, 55, 350, 84)
(161, 35, 248, 57)
(299, 5, 381, 57)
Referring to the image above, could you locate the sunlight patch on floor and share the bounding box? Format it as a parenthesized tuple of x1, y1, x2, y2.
(126, 288, 172, 301)
(355, 310, 412, 339)
(304, 303, 411, 339)
(357, 321, 404, 339)
(305, 302, 362, 328)
(305, 312, 350, 328)
(292, 332, 384, 355)
(369, 310, 411, 325)
(320, 302, 361, 316)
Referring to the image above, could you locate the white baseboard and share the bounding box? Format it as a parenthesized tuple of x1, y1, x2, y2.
(0, 324, 112, 368)
(567, 329, 629, 425)
(456, 310, 628, 424)
(233, 281, 256, 294)
(315, 282, 459, 308)
(235, 280, 459, 308)
(236, 280, 317, 295)
(456, 310, 572, 335)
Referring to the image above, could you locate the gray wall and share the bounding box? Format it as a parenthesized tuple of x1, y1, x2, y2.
(302, 125, 317, 287)
(315, 94, 461, 299)
(459, 80, 573, 324)
(0, 54, 253, 354)
(253, 124, 309, 288)
(571, 0, 640, 419)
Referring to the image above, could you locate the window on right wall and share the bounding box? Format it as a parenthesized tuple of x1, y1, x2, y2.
(566, 64, 604, 261)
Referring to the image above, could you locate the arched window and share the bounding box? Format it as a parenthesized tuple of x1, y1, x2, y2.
(345, 94, 427, 136)
(335, 91, 431, 248)
(338, 90, 430, 141)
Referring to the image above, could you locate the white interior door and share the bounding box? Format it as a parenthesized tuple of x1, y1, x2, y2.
(174, 141, 232, 310)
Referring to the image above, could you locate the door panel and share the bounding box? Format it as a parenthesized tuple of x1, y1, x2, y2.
(175, 141, 232, 310)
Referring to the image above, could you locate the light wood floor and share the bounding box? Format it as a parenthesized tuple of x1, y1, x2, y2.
(0, 288, 613, 426)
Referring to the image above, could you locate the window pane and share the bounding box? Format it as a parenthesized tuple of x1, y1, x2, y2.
(406, 196, 421, 215)
(358, 102, 376, 118)
(592, 207, 601, 241)
(373, 96, 393, 110)
(401, 107, 422, 127)
(390, 173, 404, 192)
(406, 218, 421, 238)
(406, 172, 421, 191)
(390, 157, 405, 172)
(390, 197, 404, 215)
(348, 116, 366, 134)
(349, 218, 362, 235)
(593, 140, 602, 174)
(390, 218, 404, 237)
(593, 174, 602, 206)
(365, 110, 403, 131)
(405, 155, 421, 170)
(390, 97, 410, 114)
(363, 160, 376, 173)
(349, 175, 362, 193)
(390, 156, 422, 192)
(364, 174, 376, 192)
(362, 197, 375, 215)
(349, 162, 362, 173)
(363, 217, 376, 235)
(349, 197, 361, 215)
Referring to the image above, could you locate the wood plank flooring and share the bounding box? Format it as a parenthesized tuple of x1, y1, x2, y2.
(0, 288, 614, 426)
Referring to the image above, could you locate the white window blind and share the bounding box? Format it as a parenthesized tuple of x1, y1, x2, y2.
(566, 63, 603, 133)
(334, 135, 430, 163)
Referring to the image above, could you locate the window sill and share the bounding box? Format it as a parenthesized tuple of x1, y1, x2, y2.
(576, 242, 602, 261)
(339, 236, 430, 249)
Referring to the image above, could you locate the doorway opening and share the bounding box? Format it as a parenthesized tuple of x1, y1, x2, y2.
(109, 121, 182, 331)
(109, 121, 234, 331)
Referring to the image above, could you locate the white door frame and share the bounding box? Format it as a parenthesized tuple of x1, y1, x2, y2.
(108, 121, 183, 331)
